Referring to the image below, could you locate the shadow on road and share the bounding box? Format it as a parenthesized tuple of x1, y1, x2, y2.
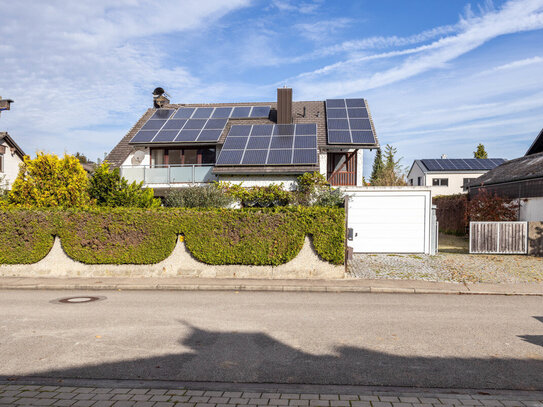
(3, 320, 543, 390)
(518, 316, 543, 349)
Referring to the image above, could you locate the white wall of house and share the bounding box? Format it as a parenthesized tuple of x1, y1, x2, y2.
(0, 140, 23, 190)
(407, 163, 486, 196)
(519, 197, 543, 221)
(121, 147, 151, 167)
(318, 152, 327, 179)
(356, 149, 364, 186)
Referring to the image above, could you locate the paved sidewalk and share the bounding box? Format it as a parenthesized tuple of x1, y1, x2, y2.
(0, 276, 542, 295)
(1, 379, 542, 407)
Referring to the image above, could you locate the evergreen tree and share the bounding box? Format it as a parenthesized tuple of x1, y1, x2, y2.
(474, 143, 488, 159)
(369, 149, 384, 185)
(372, 144, 408, 186)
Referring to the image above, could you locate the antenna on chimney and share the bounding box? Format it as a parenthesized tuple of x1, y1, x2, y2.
(153, 87, 170, 108)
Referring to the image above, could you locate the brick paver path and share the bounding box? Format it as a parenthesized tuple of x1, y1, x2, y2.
(0, 384, 541, 407)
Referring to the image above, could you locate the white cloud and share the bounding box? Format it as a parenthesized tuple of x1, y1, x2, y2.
(476, 55, 543, 75)
(0, 0, 250, 159)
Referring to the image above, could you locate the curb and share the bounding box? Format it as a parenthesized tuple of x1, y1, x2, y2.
(0, 282, 541, 296)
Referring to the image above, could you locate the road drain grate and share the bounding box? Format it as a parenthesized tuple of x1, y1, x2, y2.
(51, 296, 106, 304)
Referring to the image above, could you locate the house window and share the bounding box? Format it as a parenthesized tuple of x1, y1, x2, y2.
(409, 178, 413, 186)
(463, 178, 475, 188)
(417, 176, 422, 186)
(0, 154, 3, 172)
(151, 147, 216, 166)
(432, 178, 449, 186)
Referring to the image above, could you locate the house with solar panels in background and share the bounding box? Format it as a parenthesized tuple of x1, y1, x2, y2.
(406, 156, 506, 196)
(106, 88, 379, 195)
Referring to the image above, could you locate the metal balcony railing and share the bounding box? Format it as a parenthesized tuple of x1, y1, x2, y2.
(120, 165, 216, 185)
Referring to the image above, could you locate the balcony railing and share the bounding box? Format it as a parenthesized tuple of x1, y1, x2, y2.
(120, 165, 217, 185)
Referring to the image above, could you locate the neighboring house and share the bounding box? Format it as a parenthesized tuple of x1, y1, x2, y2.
(0, 132, 25, 190)
(407, 157, 506, 196)
(466, 128, 543, 221)
(106, 88, 379, 195)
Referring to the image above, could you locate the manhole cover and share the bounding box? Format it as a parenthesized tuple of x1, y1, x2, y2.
(51, 296, 106, 304)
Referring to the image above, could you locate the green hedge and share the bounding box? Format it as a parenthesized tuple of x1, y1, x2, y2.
(0, 207, 344, 265)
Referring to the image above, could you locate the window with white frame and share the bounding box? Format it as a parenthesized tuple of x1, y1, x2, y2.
(432, 178, 449, 186)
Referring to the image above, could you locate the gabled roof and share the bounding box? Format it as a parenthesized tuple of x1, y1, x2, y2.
(467, 152, 543, 187)
(106, 98, 380, 170)
(413, 158, 505, 173)
(0, 132, 26, 159)
(525, 128, 543, 156)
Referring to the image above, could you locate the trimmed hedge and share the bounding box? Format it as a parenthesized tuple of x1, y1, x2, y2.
(0, 207, 344, 265)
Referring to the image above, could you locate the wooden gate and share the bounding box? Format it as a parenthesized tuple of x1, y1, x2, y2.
(469, 222, 528, 254)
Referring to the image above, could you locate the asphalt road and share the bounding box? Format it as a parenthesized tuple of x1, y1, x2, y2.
(0, 290, 542, 390)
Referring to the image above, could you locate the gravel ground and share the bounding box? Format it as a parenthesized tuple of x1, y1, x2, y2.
(348, 234, 543, 283)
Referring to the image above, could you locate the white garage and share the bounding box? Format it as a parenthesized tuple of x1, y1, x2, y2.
(344, 187, 434, 254)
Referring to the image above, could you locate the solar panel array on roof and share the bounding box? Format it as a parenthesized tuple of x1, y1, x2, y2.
(420, 158, 506, 171)
(325, 99, 376, 145)
(130, 106, 271, 144)
(216, 124, 318, 166)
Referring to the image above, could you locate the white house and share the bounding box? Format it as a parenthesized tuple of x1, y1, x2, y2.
(0, 132, 25, 190)
(106, 88, 379, 195)
(407, 157, 506, 196)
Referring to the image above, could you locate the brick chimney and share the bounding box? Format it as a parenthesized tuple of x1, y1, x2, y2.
(277, 87, 292, 124)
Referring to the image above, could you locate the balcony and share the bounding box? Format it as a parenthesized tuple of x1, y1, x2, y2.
(120, 165, 217, 186)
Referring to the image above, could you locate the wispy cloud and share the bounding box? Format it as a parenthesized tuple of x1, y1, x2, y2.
(295, 18, 352, 42)
(476, 55, 543, 75)
(293, 0, 543, 98)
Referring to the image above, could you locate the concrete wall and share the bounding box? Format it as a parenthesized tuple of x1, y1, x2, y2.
(0, 236, 345, 279)
(520, 197, 543, 221)
(0, 140, 23, 189)
(528, 221, 543, 257)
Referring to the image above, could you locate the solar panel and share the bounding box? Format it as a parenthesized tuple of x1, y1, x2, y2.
(242, 150, 268, 164)
(421, 158, 506, 171)
(173, 108, 195, 119)
(175, 130, 200, 142)
(154, 130, 179, 142)
(216, 124, 318, 166)
(211, 107, 233, 118)
(150, 109, 175, 120)
(325, 98, 376, 145)
(250, 106, 271, 118)
(193, 107, 214, 119)
(130, 105, 273, 144)
(267, 149, 292, 164)
(131, 130, 158, 143)
(231, 106, 252, 118)
(141, 119, 166, 130)
(351, 131, 375, 144)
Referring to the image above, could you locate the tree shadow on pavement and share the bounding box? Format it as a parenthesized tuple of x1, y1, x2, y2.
(2, 320, 543, 390)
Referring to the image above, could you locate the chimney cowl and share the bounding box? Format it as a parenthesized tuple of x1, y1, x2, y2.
(152, 87, 170, 108)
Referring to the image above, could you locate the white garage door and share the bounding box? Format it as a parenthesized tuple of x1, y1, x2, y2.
(347, 193, 429, 253)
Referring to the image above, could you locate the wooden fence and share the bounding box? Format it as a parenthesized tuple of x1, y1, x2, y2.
(469, 222, 528, 254)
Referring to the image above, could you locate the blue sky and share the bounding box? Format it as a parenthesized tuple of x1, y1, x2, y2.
(1, 0, 543, 175)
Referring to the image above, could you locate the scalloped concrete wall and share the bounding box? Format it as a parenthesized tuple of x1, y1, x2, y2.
(0, 236, 345, 279)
